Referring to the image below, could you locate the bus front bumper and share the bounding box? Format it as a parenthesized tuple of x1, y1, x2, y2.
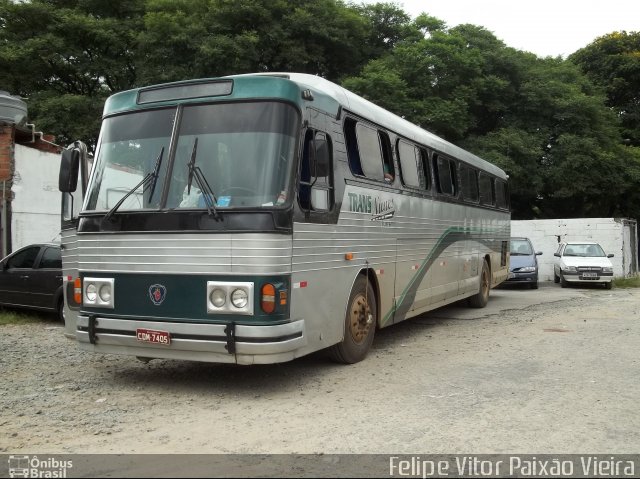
(76, 315, 306, 365)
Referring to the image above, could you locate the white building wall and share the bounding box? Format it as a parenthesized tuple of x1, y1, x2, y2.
(512, 218, 637, 281)
(12, 144, 61, 250)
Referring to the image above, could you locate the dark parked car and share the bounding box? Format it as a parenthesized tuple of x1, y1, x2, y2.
(507, 237, 542, 289)
(0, 243, 64, 321)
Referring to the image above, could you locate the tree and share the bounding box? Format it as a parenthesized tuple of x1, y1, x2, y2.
(0, 0, 412, 148)
(570, 31, 640, 146)
(0, 0, 144, 148)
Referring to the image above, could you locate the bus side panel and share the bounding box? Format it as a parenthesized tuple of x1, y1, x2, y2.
(60, 227, 80, 338)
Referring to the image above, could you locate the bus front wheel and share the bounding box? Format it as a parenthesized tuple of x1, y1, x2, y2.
(468, 260, 490, 308)
(328, 276, 376, 364)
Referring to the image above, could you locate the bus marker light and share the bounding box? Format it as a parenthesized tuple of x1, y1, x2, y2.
(279, 290, 287, 306)
(293, 281, 308, 289)
(345, 253, 354, 260)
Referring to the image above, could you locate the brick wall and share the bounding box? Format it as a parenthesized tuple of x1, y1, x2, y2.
(0, 122, 15, 181)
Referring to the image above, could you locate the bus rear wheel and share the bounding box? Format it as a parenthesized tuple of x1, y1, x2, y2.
(468, 260, 490, 308)
(328, 276, 376, 364)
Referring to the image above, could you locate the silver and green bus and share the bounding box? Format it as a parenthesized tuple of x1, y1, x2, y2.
(58, 73, 510, 365)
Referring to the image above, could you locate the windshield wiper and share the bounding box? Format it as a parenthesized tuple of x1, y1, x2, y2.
(187, 137, 220, 220)
(103, 147, 164, 222)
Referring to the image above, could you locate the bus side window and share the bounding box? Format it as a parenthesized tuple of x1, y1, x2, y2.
(397, 139, 421, 188)
(420, 148, 431, 191)
(353, 122, 384, 181)
(433, 154, 457, 196)
(299, 130, 334, 212)
(460, 163, 479, 202)
(344, 118, 363, 176)
(379, 131, 394, 183)
(495, 179, 509, 209)
(479, 173, 494, 206)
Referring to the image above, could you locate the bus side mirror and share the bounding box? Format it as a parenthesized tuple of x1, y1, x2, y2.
(59, 148, 80, 193)
(607, 253, 614, 258)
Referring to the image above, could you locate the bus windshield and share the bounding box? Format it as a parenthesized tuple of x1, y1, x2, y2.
(85, 101, 299, 212)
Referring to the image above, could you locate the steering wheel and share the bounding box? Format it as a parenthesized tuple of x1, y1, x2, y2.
(219, 187, 254, 196)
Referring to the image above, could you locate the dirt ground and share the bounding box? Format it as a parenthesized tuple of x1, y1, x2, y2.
(1, 284, 639, 455)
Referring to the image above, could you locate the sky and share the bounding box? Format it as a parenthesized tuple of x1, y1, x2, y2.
(362, 0, 640, 57)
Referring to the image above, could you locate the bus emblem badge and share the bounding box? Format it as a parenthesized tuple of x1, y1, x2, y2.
(149, 284, 167, 305)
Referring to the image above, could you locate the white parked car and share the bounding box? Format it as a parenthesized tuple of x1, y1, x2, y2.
(553, 242, 614, 289)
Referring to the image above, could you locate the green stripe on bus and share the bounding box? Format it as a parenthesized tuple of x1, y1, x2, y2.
(381, 226, 503, 326)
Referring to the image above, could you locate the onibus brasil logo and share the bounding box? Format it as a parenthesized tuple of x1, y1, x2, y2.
(7, 455, 73, 478)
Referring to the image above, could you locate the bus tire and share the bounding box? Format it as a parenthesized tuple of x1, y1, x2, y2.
(468, 260, 490, 308)
(328, 276, 376, 364)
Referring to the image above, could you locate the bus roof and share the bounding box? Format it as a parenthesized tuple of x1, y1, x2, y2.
(103, 72, 507, 179)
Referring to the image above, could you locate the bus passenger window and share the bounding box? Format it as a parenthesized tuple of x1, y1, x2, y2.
(354, 122, 384, 181)
(460, 164, 479, 202)
(434, 154, 456, 196)
(379, 131, 394, 183)
(397, 140, 421, 188)
(479, 173, 494, 205)
(495, 180, 509, 209)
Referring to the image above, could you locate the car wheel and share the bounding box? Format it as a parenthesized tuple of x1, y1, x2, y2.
(553, 272, 560, 284)
(57, 297, 65, 324)
(531, 281, 539, 289)
(560, 274, 568, 288)
(604, 282, 612, 290)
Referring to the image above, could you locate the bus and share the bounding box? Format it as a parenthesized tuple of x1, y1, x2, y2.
(58, 73, 510, 365)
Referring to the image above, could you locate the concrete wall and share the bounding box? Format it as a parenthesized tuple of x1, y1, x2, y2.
(512, 218, 638, 281)
(11, 143, 61, 249)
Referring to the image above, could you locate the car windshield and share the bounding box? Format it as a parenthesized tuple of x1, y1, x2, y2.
(510, 239, 533, 255)
(85, 101, 299, 212)
(563, 244, 606, 257)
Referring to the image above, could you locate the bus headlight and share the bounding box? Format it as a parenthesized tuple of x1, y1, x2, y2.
(99, 284, 112, 302)
(231, 288, 249, 309)
(210, 288, 226, 308)
(83, 277, 115, 308)
(207, 281, 253, 315)
(86, 284, 97, 302)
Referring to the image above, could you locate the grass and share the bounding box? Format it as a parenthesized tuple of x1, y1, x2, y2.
(0, 308, 52, 325)
(613, 276, 640, 288)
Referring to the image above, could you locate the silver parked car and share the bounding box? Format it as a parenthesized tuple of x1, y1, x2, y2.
(553, 241, 614, 289)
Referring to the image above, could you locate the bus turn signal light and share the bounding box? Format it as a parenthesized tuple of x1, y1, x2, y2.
(261, 283, 276, 313)
(73, 277, 82, 304)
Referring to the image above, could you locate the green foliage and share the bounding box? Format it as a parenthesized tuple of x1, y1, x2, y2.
(0, 308, 44, 325)
(570, 32, 640, 146)
(345, 21, 635, 220)
(613, 276, 640, 288)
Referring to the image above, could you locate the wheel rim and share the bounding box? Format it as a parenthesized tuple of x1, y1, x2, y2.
(348, 293, 373, 344)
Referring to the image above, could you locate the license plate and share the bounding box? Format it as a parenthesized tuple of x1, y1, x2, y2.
(582, 272, 597, 277)
(136, 328, 171, 345)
